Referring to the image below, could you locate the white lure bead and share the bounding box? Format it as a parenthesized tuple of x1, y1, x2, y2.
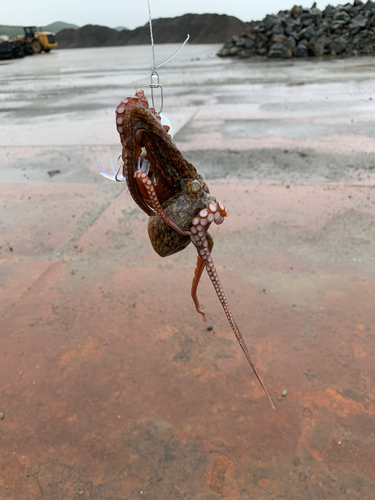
(159, 112, 173, 138)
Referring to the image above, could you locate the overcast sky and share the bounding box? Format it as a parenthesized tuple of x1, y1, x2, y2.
(2, 0, 332, 30)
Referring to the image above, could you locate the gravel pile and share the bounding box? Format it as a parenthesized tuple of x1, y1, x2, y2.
(57, 25, 121, 49)
(217, 1, 375, 59)
(56, 13, 247, 49)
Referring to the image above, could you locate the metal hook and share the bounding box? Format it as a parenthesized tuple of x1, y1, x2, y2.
(149, 33, 189, 115)
(150, 69, 163, 114)
(115, 156, 124, 182)
(98, 156, 126, 182)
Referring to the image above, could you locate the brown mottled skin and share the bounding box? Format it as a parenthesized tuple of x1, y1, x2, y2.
(116, 91, 274, 408)
(148, 177, 216, 257)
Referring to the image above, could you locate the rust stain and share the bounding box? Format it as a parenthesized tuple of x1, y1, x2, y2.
(342, 340, 368, 358)
(258, 478, 271, 489)
(356, 323, 371, 335)
(295, 388, 375, 416)
(59, 337, 107, 367)
(208, 455, 233, 495)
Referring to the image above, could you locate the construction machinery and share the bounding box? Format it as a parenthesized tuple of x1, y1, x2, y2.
(16, 26, 58, 53)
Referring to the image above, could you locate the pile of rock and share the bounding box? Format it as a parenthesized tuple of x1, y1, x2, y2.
(217, 1, 375, 58)
(0, 39, 33, 60)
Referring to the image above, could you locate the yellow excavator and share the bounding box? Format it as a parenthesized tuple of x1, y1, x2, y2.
(16, 26, 58, 53)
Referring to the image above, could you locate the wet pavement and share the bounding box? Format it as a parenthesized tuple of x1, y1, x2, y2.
(1, 46, 375, 499)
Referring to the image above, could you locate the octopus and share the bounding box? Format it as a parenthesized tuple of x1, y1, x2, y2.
(115, 90, 274, 409)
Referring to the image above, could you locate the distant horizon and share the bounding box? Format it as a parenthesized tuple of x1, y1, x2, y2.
(2, 0, 338, 31)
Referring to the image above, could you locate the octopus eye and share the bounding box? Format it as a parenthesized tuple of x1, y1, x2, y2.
(186, 180, 203, 198)
(196, 174, 209, 194)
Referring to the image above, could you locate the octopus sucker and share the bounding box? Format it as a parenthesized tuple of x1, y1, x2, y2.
(116, 90, 274, 409)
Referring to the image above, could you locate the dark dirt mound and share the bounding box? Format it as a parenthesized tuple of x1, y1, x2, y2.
(56, 25, 122, 49)
(56, 13, 248, 48)
(194, 14, 248, 43)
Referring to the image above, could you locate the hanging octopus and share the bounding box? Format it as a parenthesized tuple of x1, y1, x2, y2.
(115, 90, 274, 409)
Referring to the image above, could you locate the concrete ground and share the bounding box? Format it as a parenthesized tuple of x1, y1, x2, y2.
(1, 45, 375, 499)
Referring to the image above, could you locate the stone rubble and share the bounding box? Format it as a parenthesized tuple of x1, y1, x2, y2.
(0, 39, 33, 60)
(217, 1, 375, 58)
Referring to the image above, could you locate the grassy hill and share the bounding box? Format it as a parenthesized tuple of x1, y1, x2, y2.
(0, 21, 78, 38)
(0, 25, 24, 37)
(44, 21, 78, 32)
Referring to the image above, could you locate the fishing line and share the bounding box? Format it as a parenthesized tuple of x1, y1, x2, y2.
(147, 0, 190, 114)
(147, 0, 156, 70)
(98, 1, 189, 181)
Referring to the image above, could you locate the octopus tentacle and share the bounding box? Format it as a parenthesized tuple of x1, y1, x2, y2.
(191, 233, 214, 323)
(116, 90, 197, 217)
(190, 203, 275, 410)
(134, 170, 190, 237)
(115, 92, 163, 216)
(131, 171, 274, 408)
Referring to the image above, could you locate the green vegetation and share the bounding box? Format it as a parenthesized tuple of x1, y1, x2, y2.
(0, 25, 24, 37)
(0, 21, 78, 38)
(43, 21, 79, 32)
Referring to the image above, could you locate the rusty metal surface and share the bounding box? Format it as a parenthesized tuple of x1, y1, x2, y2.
(1, 47, 375, 499)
